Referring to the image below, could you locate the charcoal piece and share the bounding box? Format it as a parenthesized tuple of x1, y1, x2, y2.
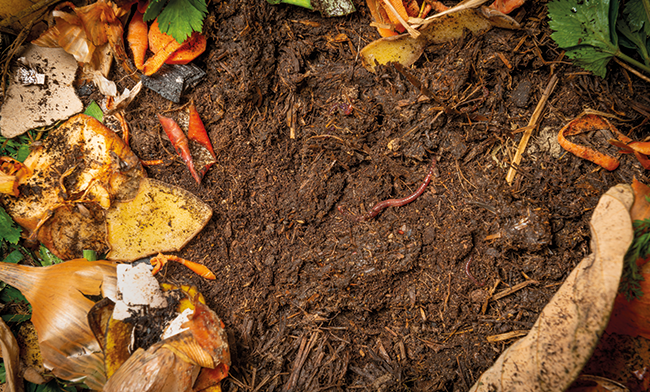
(141, 63, 206, 103)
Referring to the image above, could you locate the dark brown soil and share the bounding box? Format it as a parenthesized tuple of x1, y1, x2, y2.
(20, 0, 650, 390)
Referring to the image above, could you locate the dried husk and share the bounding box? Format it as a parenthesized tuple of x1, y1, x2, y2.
(0, 259, 117, 389)
(471, 185, 634, 391)
(0, 318, 23, 392)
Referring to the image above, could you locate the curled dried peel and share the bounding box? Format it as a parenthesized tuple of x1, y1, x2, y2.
(0, 259, 118, 390)
(470, 185, 634, 391)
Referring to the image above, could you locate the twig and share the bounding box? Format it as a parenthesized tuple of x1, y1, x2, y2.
(492, 280, 538, 301)
(506, 73, 559, 184)
(486, 330, 528, 343)
(613, 57, 650, 84)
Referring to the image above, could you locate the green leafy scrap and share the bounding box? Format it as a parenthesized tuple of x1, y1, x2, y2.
(3, 249, 23, 264)
(83, 101, 104, 123)
(0, 208, 21, 245)
(38, 246, 63, 267)
(620, 218, 650, 300)
(0, 133, 32, 162)
(548, 0, 619, 77)
(548, 0, 650, 77)
(143, 0, 207, 43)
(624, 0, 650, 36)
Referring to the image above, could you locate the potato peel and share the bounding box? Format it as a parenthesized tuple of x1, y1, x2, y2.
(1, 114, 212, 262)
(106, 178, 213, 261)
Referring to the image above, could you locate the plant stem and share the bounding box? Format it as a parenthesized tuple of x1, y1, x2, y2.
(281, 0, 313, 9)
(616, 50, 650, 75)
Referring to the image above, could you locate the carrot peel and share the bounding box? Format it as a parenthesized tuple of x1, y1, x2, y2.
(187, 102, 216, 179)
(557, 114, 620, 171)
(127, 10, 148, 70)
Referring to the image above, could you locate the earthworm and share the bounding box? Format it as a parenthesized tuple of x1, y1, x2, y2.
(465, 256, 485, 287)
(338, 156, 436, 221)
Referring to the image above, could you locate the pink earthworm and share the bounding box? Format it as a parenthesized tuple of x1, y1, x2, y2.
(338, 156, 436, 221)
(465, 256, 485, 287)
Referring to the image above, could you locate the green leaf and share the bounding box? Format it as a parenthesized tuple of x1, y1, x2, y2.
(548, 0, 620, 77)
(0, 208, 21, 245)
(38, 246, 63, 267)
(83, 101, 104, 122)
(617, 17, 650, 65)
(26, 379, 75, 392)
(2, 249, 23, 264)
(0, 362, 5, 383)
(156, 0, 207, 43)
(623, 0, 650, 36)
(0, 287, 27, 304)
(82, 250, 97, 262)
(143, 0, 167, 22)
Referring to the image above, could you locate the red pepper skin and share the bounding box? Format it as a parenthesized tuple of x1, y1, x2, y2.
(157, 114, 201, 183)
(187, 102, 215, 156)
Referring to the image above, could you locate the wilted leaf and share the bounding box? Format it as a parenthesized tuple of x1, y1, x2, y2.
(471, 184, 634, 391)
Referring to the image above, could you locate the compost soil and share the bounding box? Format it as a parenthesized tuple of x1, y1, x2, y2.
(41, 0, 650, 390)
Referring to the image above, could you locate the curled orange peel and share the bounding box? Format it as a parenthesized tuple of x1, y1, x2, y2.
(557, 114, 620, 171)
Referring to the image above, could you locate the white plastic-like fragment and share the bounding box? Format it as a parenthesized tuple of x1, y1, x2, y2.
(161, 307, 193, 340)
(113, 263, 167, 321)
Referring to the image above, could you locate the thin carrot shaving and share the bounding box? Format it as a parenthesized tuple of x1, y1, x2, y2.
(557, 114, 620, 171)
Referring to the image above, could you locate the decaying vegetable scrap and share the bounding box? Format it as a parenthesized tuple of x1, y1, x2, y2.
(157, 101, 217, 184)
(0, 114, 212, 263)
(0, 259, 229, 390)
(127, 8, 207, 76)
(0, 259, 118, 390)
(32, 0, 135, 95)
(100, 283, 230, 392)
(360, 0, 523, 72)
(558, 113, 650, 171)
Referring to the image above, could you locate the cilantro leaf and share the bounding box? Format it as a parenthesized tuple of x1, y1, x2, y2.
(143, 0, 207, 43)
(0, 207, 21, 245)
(624, 0, 650, 36)
(548, 0, 620, 77)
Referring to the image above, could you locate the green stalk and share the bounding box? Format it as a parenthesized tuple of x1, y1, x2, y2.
(82, 250, 97, 262)
(280, 0, 313, 9)
(616, 50, 650, 75)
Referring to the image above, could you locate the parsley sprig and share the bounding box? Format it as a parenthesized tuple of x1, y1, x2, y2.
(548, 0, 650, 77)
